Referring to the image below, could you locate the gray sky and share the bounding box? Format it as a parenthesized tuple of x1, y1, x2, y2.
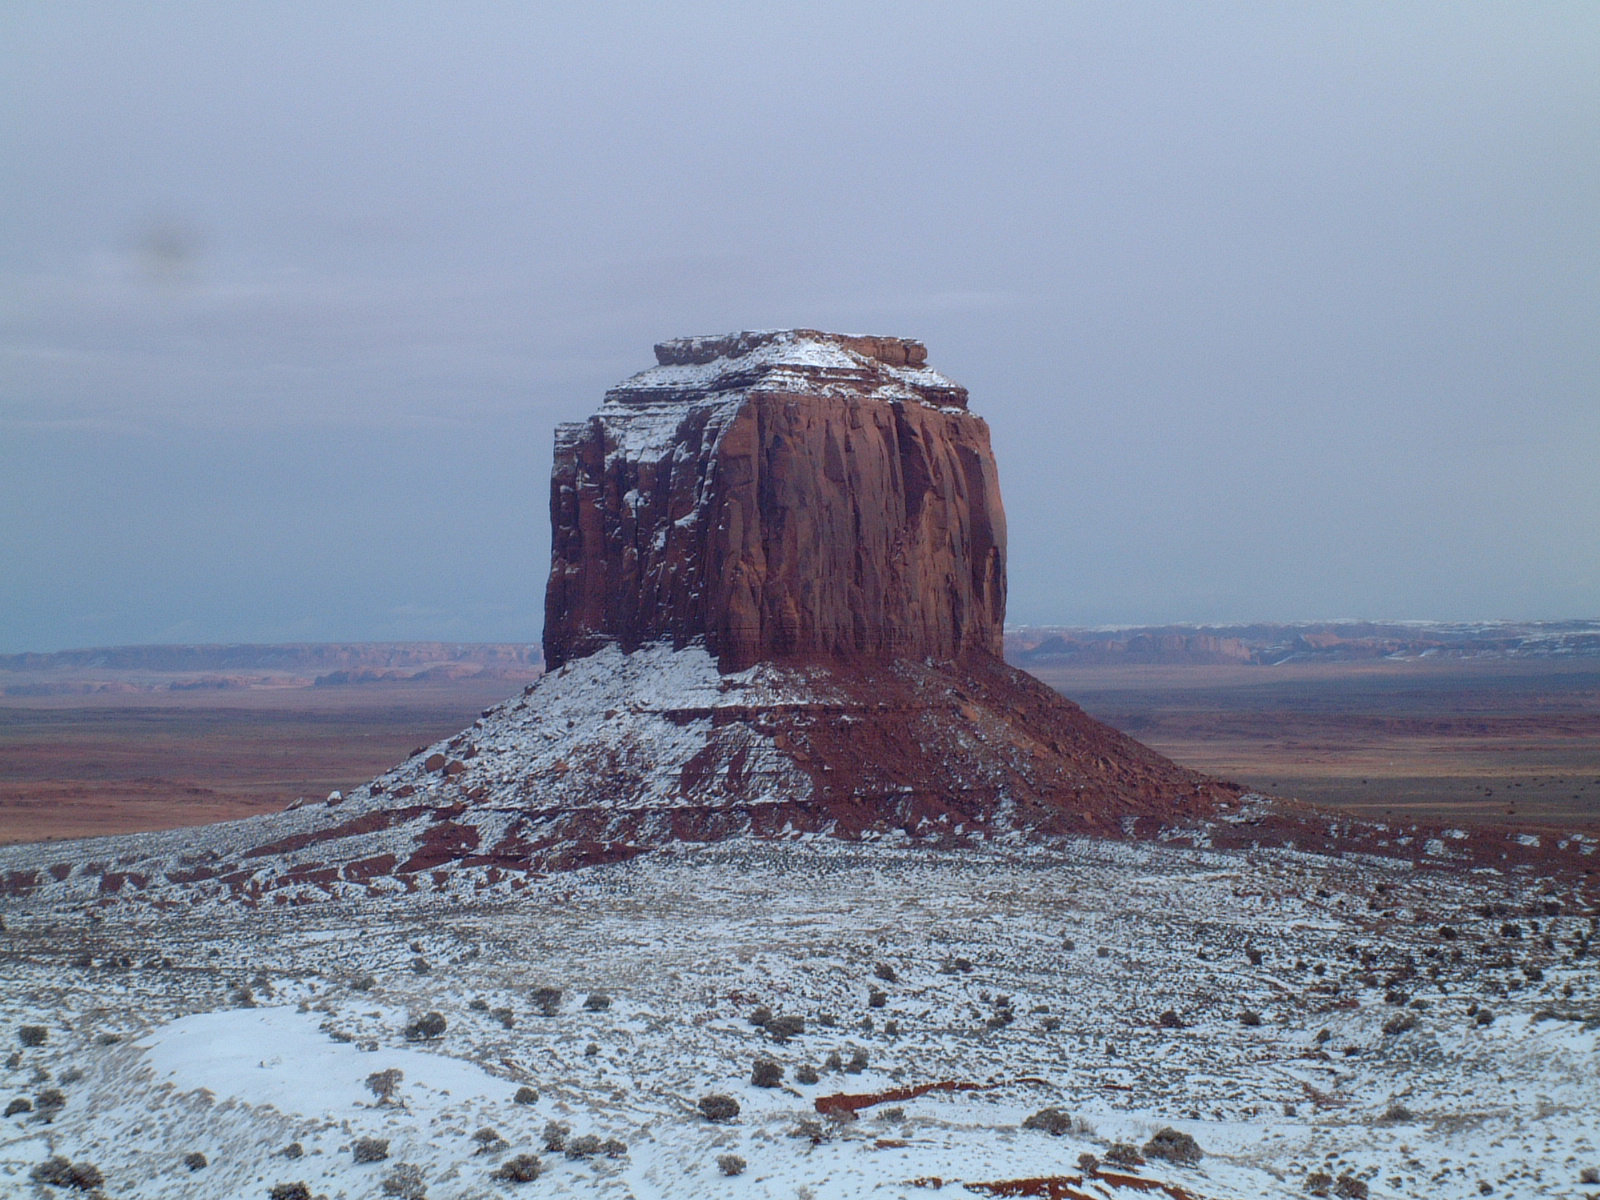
(3, 2, 1597, 652)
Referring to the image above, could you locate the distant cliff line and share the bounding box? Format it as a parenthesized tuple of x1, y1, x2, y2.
(0, 642, 541, 674)
(1006, 620, 1600, 666)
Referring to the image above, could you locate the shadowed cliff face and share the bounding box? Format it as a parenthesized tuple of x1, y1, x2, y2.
(544, 330, 1006, 671)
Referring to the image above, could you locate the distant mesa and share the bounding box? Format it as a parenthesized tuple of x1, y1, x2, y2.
(1, 332, 1589, 903)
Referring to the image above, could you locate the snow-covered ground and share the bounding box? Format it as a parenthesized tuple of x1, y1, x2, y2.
(3, 837, 1597, 1198)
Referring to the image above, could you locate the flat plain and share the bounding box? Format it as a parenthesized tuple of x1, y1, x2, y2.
(1029, 657, 1600, 831)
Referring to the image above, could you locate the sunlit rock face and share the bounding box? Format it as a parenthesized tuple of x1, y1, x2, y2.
(543, 330, 1007, 672)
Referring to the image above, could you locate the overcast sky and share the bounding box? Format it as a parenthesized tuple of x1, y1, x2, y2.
(3, 2, 1597, 652)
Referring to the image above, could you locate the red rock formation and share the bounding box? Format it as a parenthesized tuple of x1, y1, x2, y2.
(544, 330, 1005, 671)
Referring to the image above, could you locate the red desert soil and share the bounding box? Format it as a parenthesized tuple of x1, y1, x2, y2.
(0, 678, 528, 845)
(1026, 656, 1600, 832)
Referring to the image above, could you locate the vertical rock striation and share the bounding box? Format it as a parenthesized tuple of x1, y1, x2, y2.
(544, 330, 1007, 671)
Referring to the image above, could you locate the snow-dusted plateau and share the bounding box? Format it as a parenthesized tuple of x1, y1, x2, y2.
(3, 793, 1598, 1198)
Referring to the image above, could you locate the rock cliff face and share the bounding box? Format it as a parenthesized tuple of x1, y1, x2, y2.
(544, 330, 1006, 671)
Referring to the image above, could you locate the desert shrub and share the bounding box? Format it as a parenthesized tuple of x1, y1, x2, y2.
(1240, 1010, 1262, 1027)
(1157, 1010, 1185, 1029)
(748, 1005, 772, 1028)
(542, 1121, 570, 1153)
(58, 1068, 83, 1085)
(823, 1050, 842, 1072)
(868, 987, 887, 1009)
(880, 1106, 905, 1123)
(472, 1127, 507, 1154)
(601, 1137, 627, 1157)
(367, 1068, 404, 1104)
(18, 1025, 46, 1047)
(268, 1185, 312, 1200)
(751, 1058, 783, 1087)
(531, 987, 563, 1017)
(583, 992, 612, 1012)
(5, 1097, 31, 1116)
(1580, 1167, 1599, 1185)
(874, 962, 898, 983)
(492, 1006, 515, 1029)
(1144, 1127, 1202, 1165)
(767, 1014, 805, 1042)
(1105, 1142, 1144, 1166)
(405, 1012, 447, 1041)
(513, 1085, 539, 1105)
(351, 974, 377, 991)
(791, 1117, 828, 1143)
(1315, 1029, 1332, 1044)
(282, 1142, 304, 1159)
(1474, 1008, 1496, 1027)
(565, 1134, 603, 1159)
(1381, 1013, 1416, 1036)
(490, 1154, 542, 1183)
(30, 1156, 104, 1189)
(183, 1151, 208, 1171)
(36, 1088, 66, 1119)
(410, 957, 431, 975)
(1306, 1169, 1333, 1196)
(845, 1047, 869, 1073)
(584, 1042, 600, 1057)
(1333, 1172, 1369, 1199)
(381, 1162, 426, 1199)
(353, 1136, 390, 1163)
(468, 997, 489, 1011)
(794, 1064, 820, 1085)
(1020, 1106, 1074, 1136)
(1379, 1102, 1414, 1123)
(717, 1153, 747, 1176)
(698, 1093, 740, 1122)
(1063, 938, 1077, 952)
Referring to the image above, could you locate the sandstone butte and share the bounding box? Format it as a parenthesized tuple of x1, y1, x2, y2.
(544, 330, 1005, 672)
(7, 331, 1590, 903)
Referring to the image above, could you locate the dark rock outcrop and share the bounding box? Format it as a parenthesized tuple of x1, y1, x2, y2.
(544, 330, 1005, 671)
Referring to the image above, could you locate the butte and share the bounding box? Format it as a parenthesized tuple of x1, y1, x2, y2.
(6, 330, 1585, 903)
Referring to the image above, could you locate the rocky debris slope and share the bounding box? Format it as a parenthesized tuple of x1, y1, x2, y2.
(544, 329, 1005, 671)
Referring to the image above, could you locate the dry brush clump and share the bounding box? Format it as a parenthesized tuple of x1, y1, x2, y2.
(1143, 1126, 1203, 1165)
(717, 1153, 746, 1176)
(490, 1153, 542, 1183)
(1020, 1106, 1074, 1136)
(353, 1136, 390, 1163)
(30, 1155, 104, 1190)
(698, 1094, 740, 1122)
(403, 1011, 446, 1041)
